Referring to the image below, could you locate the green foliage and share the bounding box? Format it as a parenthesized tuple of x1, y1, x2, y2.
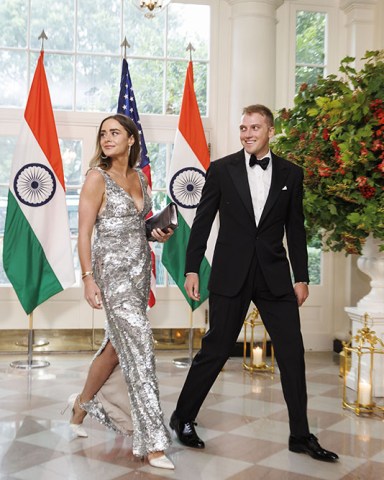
(273, 51, 384, 254)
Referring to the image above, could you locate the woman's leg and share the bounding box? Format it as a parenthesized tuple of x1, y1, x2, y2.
(72, 341, 119, 424)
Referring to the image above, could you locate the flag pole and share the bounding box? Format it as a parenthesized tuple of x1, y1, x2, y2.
(173, 307, 194, 368)
(10, 311, 50, 369)
(8, 30, 56, 370)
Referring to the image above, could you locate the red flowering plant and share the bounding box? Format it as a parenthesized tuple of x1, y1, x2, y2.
(273, 50, 384, 254)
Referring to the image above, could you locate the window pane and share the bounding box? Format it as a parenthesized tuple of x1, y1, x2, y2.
(193, 62, 208, 117)
(67, 190, 79, 236)
(151, 190, 168, 213)
(123, 2, 165, 57)
(168, 4, 210, 61)
(0, 0, 28, 48)
(60, 139, 82, 186)
(0, 197, 7, 237)
(295, 66, 323, 90)
(30, 52, 74, 110)
(30, 0, 75, 51)
(296, 11, 326, 65)
(308, 235, 322, 285)
(0, 136, 16, 285)
(78, 0, 121, 53)
(76, 55, 120, 111)
(130, 59, 164, 114)
(0, 51, 27, 107)
(60, 139, 82, 236)
(148, 143, 167, 190)
(166, 60, 207, 116)
(0, 238, 10, 284)
(152, 241, 165, 286)
(0, 137, 16, 186)
(72, 238, 81, 282)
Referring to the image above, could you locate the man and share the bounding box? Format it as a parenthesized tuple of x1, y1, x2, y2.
(170, 104, 338, 462)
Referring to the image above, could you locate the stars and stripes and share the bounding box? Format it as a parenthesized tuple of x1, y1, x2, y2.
(117, 58, 156, 308)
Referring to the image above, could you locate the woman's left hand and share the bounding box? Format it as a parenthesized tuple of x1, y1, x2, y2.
(150, 228, 174, 243)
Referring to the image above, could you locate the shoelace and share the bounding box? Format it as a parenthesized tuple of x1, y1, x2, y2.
(183, 421, 198, 435)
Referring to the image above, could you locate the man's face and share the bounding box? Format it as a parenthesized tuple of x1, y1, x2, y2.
(239, 112, 274, 158)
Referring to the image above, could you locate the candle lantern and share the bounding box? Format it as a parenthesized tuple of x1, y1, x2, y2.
(243, 308, 274, 373)
(342, 313, 384, 416)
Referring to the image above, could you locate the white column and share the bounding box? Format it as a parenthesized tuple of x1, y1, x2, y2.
(227, 0, 283, 151)
(340, 0, 379, 68)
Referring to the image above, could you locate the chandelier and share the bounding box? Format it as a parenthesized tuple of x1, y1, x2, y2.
(133, 0, 172, 19)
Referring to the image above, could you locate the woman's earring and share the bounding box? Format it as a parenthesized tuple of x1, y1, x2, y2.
(100, 153, 108, 160)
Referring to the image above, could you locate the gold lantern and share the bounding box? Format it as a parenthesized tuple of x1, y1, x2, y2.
(342, 313, 384, 416)
(243, 308, 274, 373)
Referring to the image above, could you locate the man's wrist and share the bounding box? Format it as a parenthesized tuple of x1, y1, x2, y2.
(295, 281, 308, 285)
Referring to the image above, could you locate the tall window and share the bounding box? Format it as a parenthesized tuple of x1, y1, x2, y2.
(0, 0, 210, 116)
(295, 10, 326, 91)
(295, 10, 327, 285)
(0, 0, 211, 287)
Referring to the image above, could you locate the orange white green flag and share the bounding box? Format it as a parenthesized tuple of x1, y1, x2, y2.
(3, 52, 75, 315)
(162, 61, 216, 311)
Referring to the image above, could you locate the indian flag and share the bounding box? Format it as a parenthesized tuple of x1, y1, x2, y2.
(162, 61, 216, 310)
(3, 52, 75, 315)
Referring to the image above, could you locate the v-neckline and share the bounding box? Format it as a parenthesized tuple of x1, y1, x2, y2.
(105, 169, 145, 214)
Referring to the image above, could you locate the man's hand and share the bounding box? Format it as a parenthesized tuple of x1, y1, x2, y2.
(294, 282, 309, 307)
(184, 273, 200, 301)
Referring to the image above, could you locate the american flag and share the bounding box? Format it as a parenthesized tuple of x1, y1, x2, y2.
(117, 58, 156, 308)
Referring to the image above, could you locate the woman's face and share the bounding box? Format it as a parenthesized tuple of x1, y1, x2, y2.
(99, 118, 134, 159)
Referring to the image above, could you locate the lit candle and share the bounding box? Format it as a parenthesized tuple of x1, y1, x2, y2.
(358, 380, 371, 405)
(253, 346, 263, 366)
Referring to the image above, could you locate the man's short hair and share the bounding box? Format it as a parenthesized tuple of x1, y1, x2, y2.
(242, 104, 274, 127)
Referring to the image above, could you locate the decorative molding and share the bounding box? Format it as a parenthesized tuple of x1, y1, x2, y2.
(340, 0, 378, 14)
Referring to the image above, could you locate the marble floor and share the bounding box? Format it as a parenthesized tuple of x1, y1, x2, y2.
(0, 350, 383, 480)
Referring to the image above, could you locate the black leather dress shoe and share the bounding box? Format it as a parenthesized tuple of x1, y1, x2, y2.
(169, 411, 205, 449)
(289, 434, 339, 462)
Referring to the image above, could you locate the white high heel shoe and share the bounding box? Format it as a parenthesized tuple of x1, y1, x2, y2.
(61, 393, 88, 438)
(148, 454, 174, 470)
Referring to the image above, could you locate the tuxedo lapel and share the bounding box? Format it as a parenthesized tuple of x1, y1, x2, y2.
(227, 150, 255, 223)
(258, 153, 289, 227)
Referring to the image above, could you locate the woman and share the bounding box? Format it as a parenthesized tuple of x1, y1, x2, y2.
(65, 114, 174, 469)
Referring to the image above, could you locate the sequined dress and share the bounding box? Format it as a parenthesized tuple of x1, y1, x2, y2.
(82, 167, 171, 456)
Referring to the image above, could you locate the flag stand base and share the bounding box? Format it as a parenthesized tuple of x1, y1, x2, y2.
(172, 357, 191, 368)
(10, 321, 50, 369)
(173, 328, 194, 368)
(10, 359, 50, 369)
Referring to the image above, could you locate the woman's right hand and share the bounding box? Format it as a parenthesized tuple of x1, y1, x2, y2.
(83, 276, 103, 309)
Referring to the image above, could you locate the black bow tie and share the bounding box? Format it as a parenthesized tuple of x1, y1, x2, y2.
(249, 155, 269, 170)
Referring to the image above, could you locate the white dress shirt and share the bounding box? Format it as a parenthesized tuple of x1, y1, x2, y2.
(245, 151, 272, 226)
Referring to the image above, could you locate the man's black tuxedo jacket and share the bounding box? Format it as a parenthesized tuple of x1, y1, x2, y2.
(185, 149, 309, 298)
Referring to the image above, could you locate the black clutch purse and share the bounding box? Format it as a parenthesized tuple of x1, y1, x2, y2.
(145, 202, 179, 241)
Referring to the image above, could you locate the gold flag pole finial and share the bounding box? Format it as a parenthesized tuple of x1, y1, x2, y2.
(38, 30, 48, 52)
(121, 37, 131, 60)
(186, 43, 195, 62)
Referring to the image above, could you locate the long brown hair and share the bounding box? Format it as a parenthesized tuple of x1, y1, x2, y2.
(89, 114, 141, 170)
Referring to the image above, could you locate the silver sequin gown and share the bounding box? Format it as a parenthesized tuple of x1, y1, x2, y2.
(81, 167, 171, 457)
